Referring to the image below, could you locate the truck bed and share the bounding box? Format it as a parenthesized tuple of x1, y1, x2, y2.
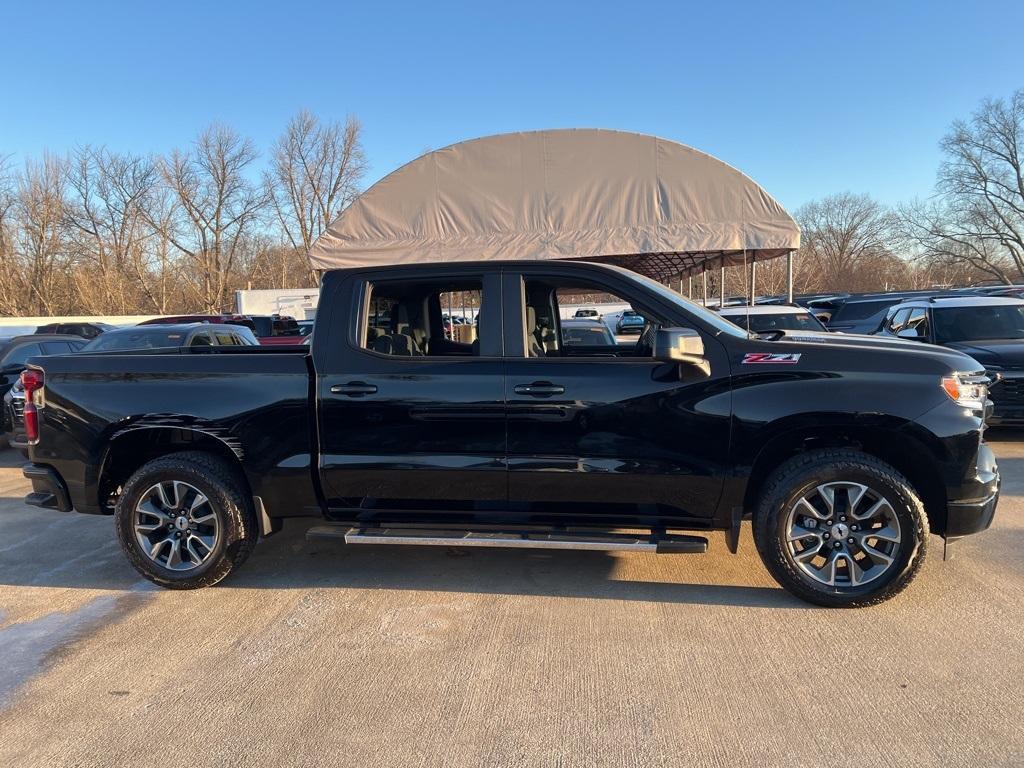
(30, 348, 318, 518)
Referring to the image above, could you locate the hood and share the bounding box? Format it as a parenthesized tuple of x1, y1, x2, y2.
(943, 338, 1024, 369)
(764, 329, 984, 373)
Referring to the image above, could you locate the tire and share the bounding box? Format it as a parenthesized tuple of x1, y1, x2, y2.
(753, 448, 928, 608)
(114, 451, 257, 589)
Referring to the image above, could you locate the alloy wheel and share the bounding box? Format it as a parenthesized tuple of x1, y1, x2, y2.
(784, 481, 903, 588)
(133, 480, 221, 571)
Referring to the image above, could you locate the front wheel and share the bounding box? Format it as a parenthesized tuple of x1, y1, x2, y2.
(754, 449, 928, 608)
(114, 451, 258, 589)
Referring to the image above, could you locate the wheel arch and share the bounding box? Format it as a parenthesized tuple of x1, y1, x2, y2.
(742, 420, 948, 533)
(98, 426, 253, 514)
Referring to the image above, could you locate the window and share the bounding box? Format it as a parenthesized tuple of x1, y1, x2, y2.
(833, 299, 898, 323)
(561, 323, 616, 347)
(362, 278, 486, 357)
(2, 343, 41, 366)
(40, 341, 75, 354)
(214, 331, 239, 346)
(886, 308, 912, 334)
(522, 278, 665, 358)
(189, 332, 213, 347)
(904, 308, 930, 338)
(933, 305, 1024, 343)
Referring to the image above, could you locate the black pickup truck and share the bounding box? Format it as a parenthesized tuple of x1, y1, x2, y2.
(21, 261, 999, 607)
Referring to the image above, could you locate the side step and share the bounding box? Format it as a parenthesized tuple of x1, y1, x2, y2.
(306, 526, 708, 554)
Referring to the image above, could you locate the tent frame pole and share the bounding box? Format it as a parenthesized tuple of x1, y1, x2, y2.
(702, 271, 708, 305)
(719, 258, 725, 307)
(749, 259, 756, 306)
(787, 251, 794, 304)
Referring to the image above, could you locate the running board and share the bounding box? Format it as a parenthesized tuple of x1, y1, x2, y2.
(306, 526, 708, 554)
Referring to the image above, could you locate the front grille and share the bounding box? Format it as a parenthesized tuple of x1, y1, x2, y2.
(990, 375, 1024, 406)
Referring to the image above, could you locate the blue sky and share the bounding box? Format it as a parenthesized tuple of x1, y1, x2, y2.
(1, 0, 1021, 210)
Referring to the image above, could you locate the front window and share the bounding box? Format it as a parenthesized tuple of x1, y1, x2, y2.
(606, 267, 748, 339)
(933, 305, 1024, 343)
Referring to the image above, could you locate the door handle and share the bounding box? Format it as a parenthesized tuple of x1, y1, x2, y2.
(331, 382, 378, 397)
(513, 382, 565, 397)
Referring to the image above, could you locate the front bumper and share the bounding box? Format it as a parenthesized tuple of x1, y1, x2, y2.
(22, 463, 73, 512)
(944, 443, 999, 541)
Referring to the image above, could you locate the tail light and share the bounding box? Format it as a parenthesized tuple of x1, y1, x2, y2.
(20, 368, 44, 444)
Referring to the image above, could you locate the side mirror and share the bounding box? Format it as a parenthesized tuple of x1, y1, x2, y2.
(896, 327, 923, 340)
(653, 327, 709, 374)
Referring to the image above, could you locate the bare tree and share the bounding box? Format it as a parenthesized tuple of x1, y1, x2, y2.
(796, 192, 902, 292)
(901, 90, 1024, 284)
(63, 147, 159, 313)
(12, 155, 72, 315)
(265, 111, 366, 284)
(151, 125, 267, 311)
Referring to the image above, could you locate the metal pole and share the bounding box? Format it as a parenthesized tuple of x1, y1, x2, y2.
(750, 259, 756, 306)
(687, 275, 693, 299)
(720, 257, 726, 307)
(702, 270, 708, 305)
(787, 251, 794, 304)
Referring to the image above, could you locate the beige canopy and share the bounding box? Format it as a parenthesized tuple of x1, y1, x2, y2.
(308, 129, 800, 281)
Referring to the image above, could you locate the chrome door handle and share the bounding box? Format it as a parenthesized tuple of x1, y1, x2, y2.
(513, 382, 565, 397)
(331, 382, 378, 396)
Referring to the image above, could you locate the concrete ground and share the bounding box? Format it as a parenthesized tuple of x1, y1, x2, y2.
(0, 438, 1022, 768)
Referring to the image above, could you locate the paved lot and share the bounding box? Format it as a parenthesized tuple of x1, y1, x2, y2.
(1, 439, 1022, 768)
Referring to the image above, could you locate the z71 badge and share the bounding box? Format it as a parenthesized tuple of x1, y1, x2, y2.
(742, 352, 802, 365)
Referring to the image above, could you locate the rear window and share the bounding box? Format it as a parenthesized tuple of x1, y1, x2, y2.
(829, 299, 896, 323)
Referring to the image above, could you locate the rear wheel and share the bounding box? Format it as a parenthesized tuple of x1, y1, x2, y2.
(114, 452, 257, 589)
(753, 449, 928, 607)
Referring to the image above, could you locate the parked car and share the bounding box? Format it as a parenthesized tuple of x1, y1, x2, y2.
(81, 324, 258, 352)
(875, 296, 1024, 425)
(1, 335, 87, 400)
(560, 318, 616, 347)
(20, 261, 999, 607)
(718, 305, 829, 334)
(34, 321, 115, 339)
(615, 309, 647, 335)
(297, 320, 314, 337)
(573, 308, 602, 320)
(2, 335, 87, 450)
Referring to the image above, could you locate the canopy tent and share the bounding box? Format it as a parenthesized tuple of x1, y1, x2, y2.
(308, 129, 800, 292)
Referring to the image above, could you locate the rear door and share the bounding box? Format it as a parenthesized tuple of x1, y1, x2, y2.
(317, 269, 507, 516)
(502, 268, 732, 526)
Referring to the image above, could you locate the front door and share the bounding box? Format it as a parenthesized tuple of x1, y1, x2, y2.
(318, 271, 507, 519)
(502, 269, 732, 527)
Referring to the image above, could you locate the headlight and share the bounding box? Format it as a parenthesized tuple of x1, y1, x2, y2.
(941, 373, 989, 410)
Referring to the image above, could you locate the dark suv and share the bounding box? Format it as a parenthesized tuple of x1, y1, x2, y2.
(875, 295, 1024, 424)
(34, 322, 114, 340)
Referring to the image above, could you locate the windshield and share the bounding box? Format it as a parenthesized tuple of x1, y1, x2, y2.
(619, 269, 749, 338)
(933, 305, 1024, 343)
(562, 325, 615, 346)
(83, 330, 191, 351)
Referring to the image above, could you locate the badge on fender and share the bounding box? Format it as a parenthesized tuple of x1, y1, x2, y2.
(743, 352, 802, 364)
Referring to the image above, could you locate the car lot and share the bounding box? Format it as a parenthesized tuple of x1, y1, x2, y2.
(1, 441, 1022, 767)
